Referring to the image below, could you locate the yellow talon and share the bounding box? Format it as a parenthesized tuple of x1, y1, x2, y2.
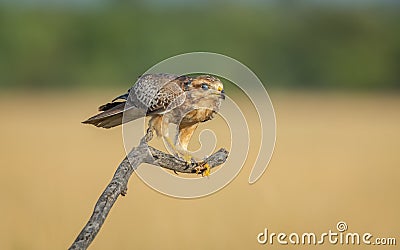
(203, 163, 211, 177)
(194, 163, 210, 176)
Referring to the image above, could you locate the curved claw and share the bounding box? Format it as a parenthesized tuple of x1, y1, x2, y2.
(194, 163, 211, 177)
(202, 163, 211, 177)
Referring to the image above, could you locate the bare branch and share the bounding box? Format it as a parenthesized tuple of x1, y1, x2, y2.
(146, 147, 229, 174)
(69, 132, 229, 250)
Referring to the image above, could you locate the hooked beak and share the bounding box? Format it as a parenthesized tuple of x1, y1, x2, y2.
(220, 89, 225, 100)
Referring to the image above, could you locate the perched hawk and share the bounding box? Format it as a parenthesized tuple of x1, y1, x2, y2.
(83, 73, 225, 172)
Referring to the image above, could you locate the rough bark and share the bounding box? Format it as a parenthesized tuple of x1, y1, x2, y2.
(69, 131, 228, 250)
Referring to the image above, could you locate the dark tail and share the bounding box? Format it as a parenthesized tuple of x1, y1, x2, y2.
(82, 101, 146, 128)
(82, 98, 125, 128)
(83, 89, 134, 128)
(82, 101, 126, 129)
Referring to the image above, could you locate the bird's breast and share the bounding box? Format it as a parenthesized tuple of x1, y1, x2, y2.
(180, 109, 215, 126)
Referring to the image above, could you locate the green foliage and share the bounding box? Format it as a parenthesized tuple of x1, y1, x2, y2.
(0, 4, 399, 90)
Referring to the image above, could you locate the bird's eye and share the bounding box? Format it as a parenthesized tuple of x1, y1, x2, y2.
(201, 83, 209, 90)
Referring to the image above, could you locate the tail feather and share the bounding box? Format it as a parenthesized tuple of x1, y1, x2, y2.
(83, 100, 146, 129)
(82, 102, 126, 129)
(98, 101, 125, 112)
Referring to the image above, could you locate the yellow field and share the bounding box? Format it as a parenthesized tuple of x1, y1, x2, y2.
(0, 90, 399, 250)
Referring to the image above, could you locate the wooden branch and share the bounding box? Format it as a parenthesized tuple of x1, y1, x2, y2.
(146, 147, 229, 174)
(69, 131, 229, 250)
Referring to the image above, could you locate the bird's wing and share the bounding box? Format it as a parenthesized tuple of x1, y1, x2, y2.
(82, 73, 190, 129)
(128, 73, 190, 114)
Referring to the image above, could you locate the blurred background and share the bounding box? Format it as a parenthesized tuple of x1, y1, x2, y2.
(0, 0, 399, 249)
(1, 0, 400, 90)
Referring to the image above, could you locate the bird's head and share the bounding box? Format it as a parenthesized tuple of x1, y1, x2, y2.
(179, 75, 225, 114)
(185, 75, 225, 101)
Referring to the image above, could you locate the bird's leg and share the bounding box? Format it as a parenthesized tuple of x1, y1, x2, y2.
(164, 136, 179, 156)
(174, 145, 196, 165)
(157, 116, 181, 158)
(175, 123, 199, 165)
(183, 154, 193, 165)
(164, 136, 194, 166)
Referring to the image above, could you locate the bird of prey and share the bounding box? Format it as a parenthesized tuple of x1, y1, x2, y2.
(83, 73, 225, 175)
